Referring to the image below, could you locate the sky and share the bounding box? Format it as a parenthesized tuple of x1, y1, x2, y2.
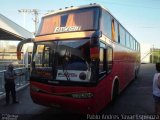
(1, 0, 160, 62)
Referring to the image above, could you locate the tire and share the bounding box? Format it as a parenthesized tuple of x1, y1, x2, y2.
(111, 80, 119, 103)
(135, 69, 138, 79)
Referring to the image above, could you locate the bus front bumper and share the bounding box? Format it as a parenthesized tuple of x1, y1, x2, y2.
(30, 82, 97, 114)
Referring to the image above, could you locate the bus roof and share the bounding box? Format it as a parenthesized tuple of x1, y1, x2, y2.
(43, 3, 103, 17)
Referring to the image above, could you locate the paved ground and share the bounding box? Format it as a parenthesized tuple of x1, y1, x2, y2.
(0, 63, 157, 120)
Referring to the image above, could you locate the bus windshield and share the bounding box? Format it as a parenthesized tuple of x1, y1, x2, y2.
(37, 7, 99, 36)
(32, 39, 91, 82)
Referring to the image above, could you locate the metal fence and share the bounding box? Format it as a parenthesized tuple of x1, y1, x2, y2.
(0, 68, 29, 95)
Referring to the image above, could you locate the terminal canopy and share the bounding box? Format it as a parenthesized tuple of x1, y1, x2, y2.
(0, 13, 33, 40)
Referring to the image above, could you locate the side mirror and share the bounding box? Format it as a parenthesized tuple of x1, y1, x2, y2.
(90, 31, 102, 47)
(17, 38, 34, 60)
(91, 31, 102, 39)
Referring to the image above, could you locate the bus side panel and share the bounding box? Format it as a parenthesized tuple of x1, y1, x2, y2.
(91, 44, 140, 112)
(93, 74, 113, 111)
(113, 50, 129, 90)
(113, 44, 139, 91)
(92, 46, 138, 112)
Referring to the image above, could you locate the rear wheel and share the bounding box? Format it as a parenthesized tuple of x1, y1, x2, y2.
(135, 69, 138, 79)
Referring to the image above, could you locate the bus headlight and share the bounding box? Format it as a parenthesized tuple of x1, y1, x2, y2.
(72, 93, 93, 99)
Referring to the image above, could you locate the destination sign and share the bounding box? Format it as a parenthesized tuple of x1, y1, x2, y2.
(54, 26, 81, 33)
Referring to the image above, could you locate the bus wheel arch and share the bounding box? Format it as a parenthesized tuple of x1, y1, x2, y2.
(111, 76, 119, 102)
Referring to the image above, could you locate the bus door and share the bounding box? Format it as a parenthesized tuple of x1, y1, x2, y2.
(99, 41, 113, 79)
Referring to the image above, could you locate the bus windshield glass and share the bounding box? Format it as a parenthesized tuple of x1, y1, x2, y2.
(37, 7, 99, 35)
(32, 39, 91, 82)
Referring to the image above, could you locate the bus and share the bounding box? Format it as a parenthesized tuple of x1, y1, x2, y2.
(17, 4, 140, 114)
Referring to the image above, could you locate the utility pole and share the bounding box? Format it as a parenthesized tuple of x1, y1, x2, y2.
(32, 9, 39, 34)
(18, 9, 40, 34)
(152, 45, 154, 63)
(159, 48, 160, 62)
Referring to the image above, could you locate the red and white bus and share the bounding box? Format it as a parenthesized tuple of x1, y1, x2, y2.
(17, 4, 140, 114)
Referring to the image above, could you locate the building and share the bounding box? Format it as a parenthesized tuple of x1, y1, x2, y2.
(0, 13, 33, 68)
(150, 48, 160, 63)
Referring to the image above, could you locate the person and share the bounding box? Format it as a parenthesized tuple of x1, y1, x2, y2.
(4, 64, 20, 105)
(153, 62, 160, 115)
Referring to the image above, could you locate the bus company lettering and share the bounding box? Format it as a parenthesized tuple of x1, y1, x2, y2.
(54, 26, 81, 33)
(58, 72, 77, 77)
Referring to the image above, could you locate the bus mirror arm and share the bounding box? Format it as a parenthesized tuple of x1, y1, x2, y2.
(17, 38, 34, 60)
(91, 31, 102, 39)
(90, 31, 102, 46)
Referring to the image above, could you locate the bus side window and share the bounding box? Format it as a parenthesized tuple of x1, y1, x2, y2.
(112, 19, 119, 43)
(130, 36, 133, 49)
(126, 32, 130, 48)
(111, 19, 115, 41)
(119, 25, 126, 46)
(99, 42, 113, 75)
(106, 46, 113, 72)
(99, 42, 106, 73)
(101, 11, 112, 39)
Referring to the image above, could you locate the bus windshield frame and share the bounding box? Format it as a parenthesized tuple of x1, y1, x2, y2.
(31, 39, 93, 83)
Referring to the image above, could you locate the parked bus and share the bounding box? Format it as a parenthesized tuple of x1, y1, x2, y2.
(17, 4, 140, 114)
